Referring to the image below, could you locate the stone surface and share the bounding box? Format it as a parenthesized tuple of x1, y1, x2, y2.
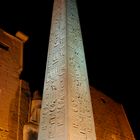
(90, 86, 135, 140)
(38, 0, 96, 140)
(29, 94, 41, 125)
(0, 28, 30, 140)
(17, 80, 31, 140)
(23, 90, 41, 140)
(23, 124, 38, 140)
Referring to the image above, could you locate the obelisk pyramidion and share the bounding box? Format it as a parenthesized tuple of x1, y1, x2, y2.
(38, 0, 96, 139)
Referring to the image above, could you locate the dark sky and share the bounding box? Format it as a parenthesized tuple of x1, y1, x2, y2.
(0, 0, 139, 139)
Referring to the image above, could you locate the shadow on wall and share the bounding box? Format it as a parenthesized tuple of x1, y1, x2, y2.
(8, 86, 20, 139)
(28, 131, 38, 140)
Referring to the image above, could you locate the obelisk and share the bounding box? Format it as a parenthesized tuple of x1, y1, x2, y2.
(38, 0, 96, 139)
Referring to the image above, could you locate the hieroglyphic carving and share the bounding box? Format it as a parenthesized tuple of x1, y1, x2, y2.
(38, 0, 66, 140)
(67, 0, 96, 139)
(38, 0, 96, 140)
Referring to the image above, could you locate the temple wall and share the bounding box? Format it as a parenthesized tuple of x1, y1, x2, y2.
(90, 86, 135, 140)
(17, 80, 31, 140)
(0, 28, 30, 140)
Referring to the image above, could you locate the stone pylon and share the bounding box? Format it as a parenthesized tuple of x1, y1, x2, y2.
(38, 0, 96, 140)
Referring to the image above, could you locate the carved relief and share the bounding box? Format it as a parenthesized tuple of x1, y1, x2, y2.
(67, 0, 95, 139)
(38, 0, 96, 140)
(38, 0, 66, 140)
(0, 128, 8, 140)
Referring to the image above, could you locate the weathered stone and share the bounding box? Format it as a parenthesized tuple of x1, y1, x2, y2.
(90, 86, 135, 140)
(0, 28, 30, 140)
(37, 0, 96, 140)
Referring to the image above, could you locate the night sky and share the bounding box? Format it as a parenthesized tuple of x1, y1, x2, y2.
(0, 0, 139, 139)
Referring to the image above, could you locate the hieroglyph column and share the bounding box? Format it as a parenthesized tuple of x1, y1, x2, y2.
(38, 0, 96, 140)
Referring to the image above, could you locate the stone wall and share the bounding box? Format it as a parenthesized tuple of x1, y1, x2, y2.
(17, 80, 31, 140)
(90, 86, 135, 140)
(0, 28, 30, 140)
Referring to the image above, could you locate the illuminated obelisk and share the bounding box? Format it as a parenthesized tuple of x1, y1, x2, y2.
(38, 0, 96, 139)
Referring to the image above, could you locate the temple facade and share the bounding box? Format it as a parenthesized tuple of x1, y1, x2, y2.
(0, 28, 30, 140)
(90, 86, 135, 140)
